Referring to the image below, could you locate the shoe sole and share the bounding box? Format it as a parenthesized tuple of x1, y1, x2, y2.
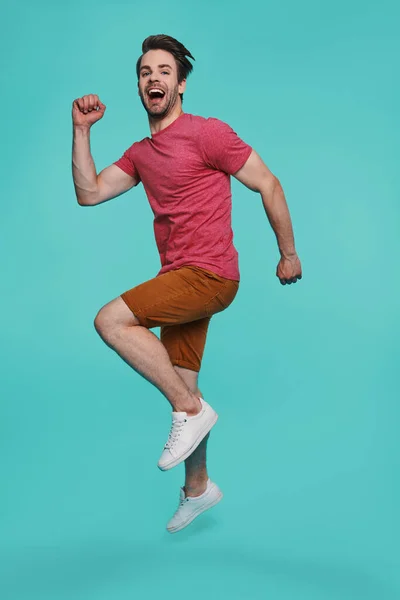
(167, 489, 223, 534)
(158, 410, 218, 471)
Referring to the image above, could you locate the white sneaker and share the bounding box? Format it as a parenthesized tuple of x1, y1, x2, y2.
(158, 398, 218, 471)
(167, 479, 223, 533)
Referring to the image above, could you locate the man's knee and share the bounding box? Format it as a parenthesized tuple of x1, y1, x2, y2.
(94, 307, 108, 338)
(94, 297, 139, 338)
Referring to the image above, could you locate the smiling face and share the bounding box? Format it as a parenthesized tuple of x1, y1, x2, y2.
(138, 49, 186, 118)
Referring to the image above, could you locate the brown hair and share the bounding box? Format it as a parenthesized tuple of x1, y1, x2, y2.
(136, 34, 195, 102)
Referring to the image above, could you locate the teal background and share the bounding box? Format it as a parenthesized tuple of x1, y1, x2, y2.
(1, 0, 399, 598)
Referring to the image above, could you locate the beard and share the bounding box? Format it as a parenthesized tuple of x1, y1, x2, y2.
(139, 83, 180, 119)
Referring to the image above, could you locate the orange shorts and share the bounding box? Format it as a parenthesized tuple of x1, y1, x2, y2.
(120, 265, 239, 372)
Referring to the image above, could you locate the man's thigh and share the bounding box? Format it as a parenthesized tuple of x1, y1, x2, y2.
(119, 264, 238, 371)
(120, 265, 239, 329)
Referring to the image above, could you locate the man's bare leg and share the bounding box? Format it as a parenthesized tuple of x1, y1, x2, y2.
(94, 297, 201, 416)
(174, 366, 210, 498)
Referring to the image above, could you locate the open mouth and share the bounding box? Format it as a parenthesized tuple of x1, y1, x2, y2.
(147, 88, 166, 102)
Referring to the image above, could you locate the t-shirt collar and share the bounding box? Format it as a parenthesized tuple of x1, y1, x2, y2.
(150, 112, 187, 139)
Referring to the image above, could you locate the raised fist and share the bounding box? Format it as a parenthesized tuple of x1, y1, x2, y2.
(72, 94, 106, 128)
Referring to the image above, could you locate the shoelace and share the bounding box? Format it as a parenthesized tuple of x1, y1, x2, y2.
(164, 418, 187, 450)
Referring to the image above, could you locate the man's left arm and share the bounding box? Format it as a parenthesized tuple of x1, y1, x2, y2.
(233, 149, 302, 285)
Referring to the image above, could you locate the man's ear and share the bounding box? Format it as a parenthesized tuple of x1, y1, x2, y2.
(179, 78, 187, 95)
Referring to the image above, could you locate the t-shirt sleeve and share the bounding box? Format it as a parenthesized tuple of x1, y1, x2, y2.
(113, 147, 141, 181)
(199, 118, 252, 174)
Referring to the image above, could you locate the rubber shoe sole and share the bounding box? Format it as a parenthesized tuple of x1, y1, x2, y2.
(167, 489, 223, 533)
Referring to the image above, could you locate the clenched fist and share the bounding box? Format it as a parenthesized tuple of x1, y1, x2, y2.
(72, 94, 106, 128)
(277, 254, 302, 285)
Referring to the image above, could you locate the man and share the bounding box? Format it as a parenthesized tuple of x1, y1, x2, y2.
(71, 34, 302, 533)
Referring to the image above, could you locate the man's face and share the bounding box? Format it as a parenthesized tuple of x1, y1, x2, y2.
(138, 49, 186, 118)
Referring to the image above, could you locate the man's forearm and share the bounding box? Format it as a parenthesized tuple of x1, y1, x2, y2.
(72, 126, 98, 205)
(261, 179, 297, 259)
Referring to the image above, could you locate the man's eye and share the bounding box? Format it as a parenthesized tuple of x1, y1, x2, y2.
(161, 71, 169, 75)
(142, 72, 149, 77)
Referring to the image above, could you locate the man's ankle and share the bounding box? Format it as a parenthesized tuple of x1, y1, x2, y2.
(184, 478, 208, 497)
(185, 395, 202, 416)
(173, 394, 202, 416)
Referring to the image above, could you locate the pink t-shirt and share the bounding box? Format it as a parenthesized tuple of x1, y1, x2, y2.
(114, 112, 252, 281)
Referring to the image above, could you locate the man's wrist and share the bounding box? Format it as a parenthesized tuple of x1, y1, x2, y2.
(279, 248, 297, 260)
(73, 124, 91, 135)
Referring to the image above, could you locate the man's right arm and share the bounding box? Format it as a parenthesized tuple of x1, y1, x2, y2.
(72, 125, 138, 206)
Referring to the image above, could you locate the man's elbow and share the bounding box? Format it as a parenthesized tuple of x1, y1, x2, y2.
(77, 196, 94, 206)
(76, 189, 100, 206)
(258, 172, 280, 195)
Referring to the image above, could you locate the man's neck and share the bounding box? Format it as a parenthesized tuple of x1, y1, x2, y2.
(148, 106, 184, 136)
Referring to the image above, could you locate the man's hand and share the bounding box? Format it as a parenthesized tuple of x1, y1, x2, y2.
(72, 94, 106, 129)
(277, 254, 302, 285)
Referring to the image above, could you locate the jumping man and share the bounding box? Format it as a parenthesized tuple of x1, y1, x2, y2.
(71, 34, 302, 533)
